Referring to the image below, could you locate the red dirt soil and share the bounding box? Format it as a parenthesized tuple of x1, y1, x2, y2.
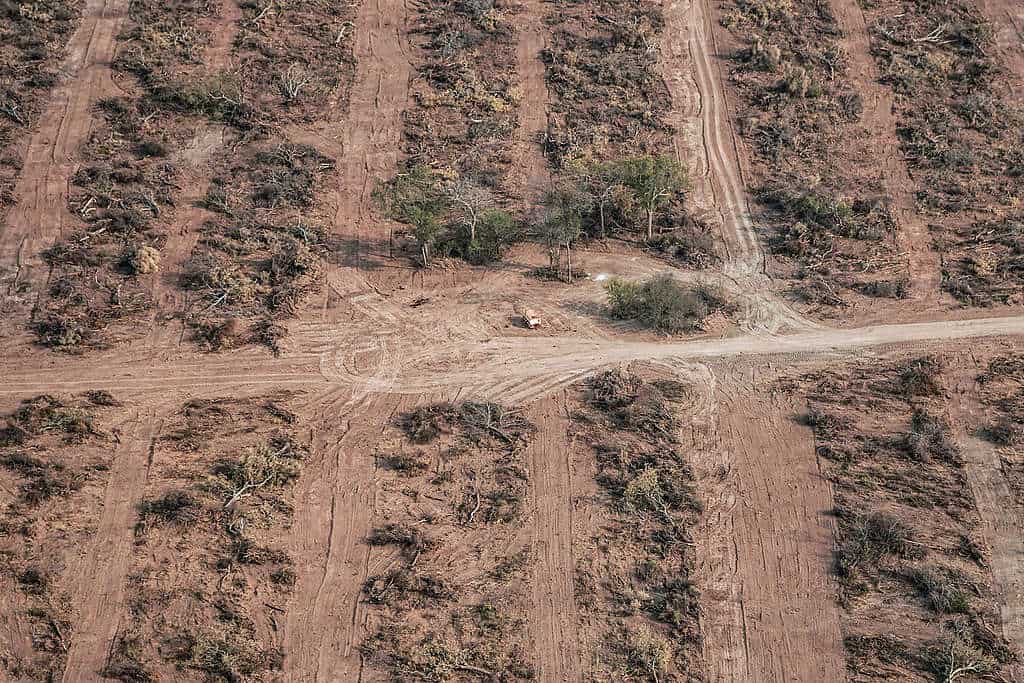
(696, 371, 846, 682)
(1, 0, 1024, 680)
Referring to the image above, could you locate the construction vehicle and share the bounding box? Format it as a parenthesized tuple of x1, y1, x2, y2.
(514, 304, 541, 329)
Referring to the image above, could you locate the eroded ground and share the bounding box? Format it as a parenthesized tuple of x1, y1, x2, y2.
(0, 0, 1023, 681)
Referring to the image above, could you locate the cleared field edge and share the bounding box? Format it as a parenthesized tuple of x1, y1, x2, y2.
(0, 0, 128, 303)
(696, 375, 846, 682)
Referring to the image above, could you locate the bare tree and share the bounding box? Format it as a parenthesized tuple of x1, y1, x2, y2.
(279, 63, 311, 104)
(445, 178, 494, 244)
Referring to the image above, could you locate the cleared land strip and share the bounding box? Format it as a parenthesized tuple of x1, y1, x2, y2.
(61, 409, 159, 682)
(3, 315, 1024, 397)
(697, 384, 846, 682)
(525, 396, 581, 681)
(0, 0, 128, 297)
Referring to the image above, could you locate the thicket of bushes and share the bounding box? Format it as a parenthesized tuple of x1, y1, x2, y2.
(605, 274, 733, 334)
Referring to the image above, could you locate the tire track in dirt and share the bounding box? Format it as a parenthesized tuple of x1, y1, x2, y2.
(664, 0, 819, 335)
(524, 394, 581, 682)
(0, 0, 128, 307)
(332, 0, 411, 271)
(694, 378, 845, 682)
(282, 389, 395, 681)
(826, 0, 944, 302)
(6, 314, 1024, 398)
(207, 0, 242, 70)
(512, 0, 551, 202)
(61, 408, 159, 682)
(948, 359, 1024, 680)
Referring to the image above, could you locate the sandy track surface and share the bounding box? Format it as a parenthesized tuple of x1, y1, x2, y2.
(3, 314, 1024, 399)
(978, 0, 1024, 83)
(696, 378, 846, 682)
(525, 395, 582, 681)
(512, 0, 551, 201)
(331, 0, 411, 270)
(663, 0, 818, 336)
(0, 0, 127, 306)
(283, 390, 397, 681)
(281, 1, 411, 674)
(61, 409, 159, 681)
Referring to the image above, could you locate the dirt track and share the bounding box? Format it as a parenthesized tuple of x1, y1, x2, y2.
(525, 396, 582, 681)
(697, 380, 846, 682)
(949, 360, 1024, 681)
(2, 313, 1024, 400)
(61, 410, 158, 682)
(0, 0, 127, 308)
(279, 0, 411, 678)
(663, 0, 819, 335)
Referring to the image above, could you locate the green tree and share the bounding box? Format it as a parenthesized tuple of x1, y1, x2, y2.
(470, 208, 518, 264)
(374, 166, 449, 267)
(539, 183, 587, 282)
(615, 155, 688, 241)
(562, 159, 618, 238)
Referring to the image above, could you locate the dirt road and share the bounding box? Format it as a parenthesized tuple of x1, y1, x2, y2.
(696, 381, 846, 682)
(662, 0, 818, 335)
(512, 0, 551, 201)
(0, 0, 128, 307)
(281, 1, 411, 674)
(525, 396, 582, 681)
(3, 314, 1024, 399)
(283, 390, 398, 681)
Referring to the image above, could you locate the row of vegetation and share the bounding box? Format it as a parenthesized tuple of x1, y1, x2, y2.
(798, 356, 1014, 680)
(377, 154, 706, 279)
(0, 391, 121, 679)
(0, 0, 82, 217)
(34, 0, 355, 352)
(719, 0, 907, 305)
(570, 369, 704, 680)
(859, 0, 1024, 305)
(105, 395, 306, 681)
(404, 0, 520, 187)
(34, 0, 225, 350)
(540, 0, 715, 268)
(361, 401, 536, 679)
(378, 1, 716, 278)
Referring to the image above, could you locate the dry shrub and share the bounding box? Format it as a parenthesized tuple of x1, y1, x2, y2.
(605, 274, 733, 334)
